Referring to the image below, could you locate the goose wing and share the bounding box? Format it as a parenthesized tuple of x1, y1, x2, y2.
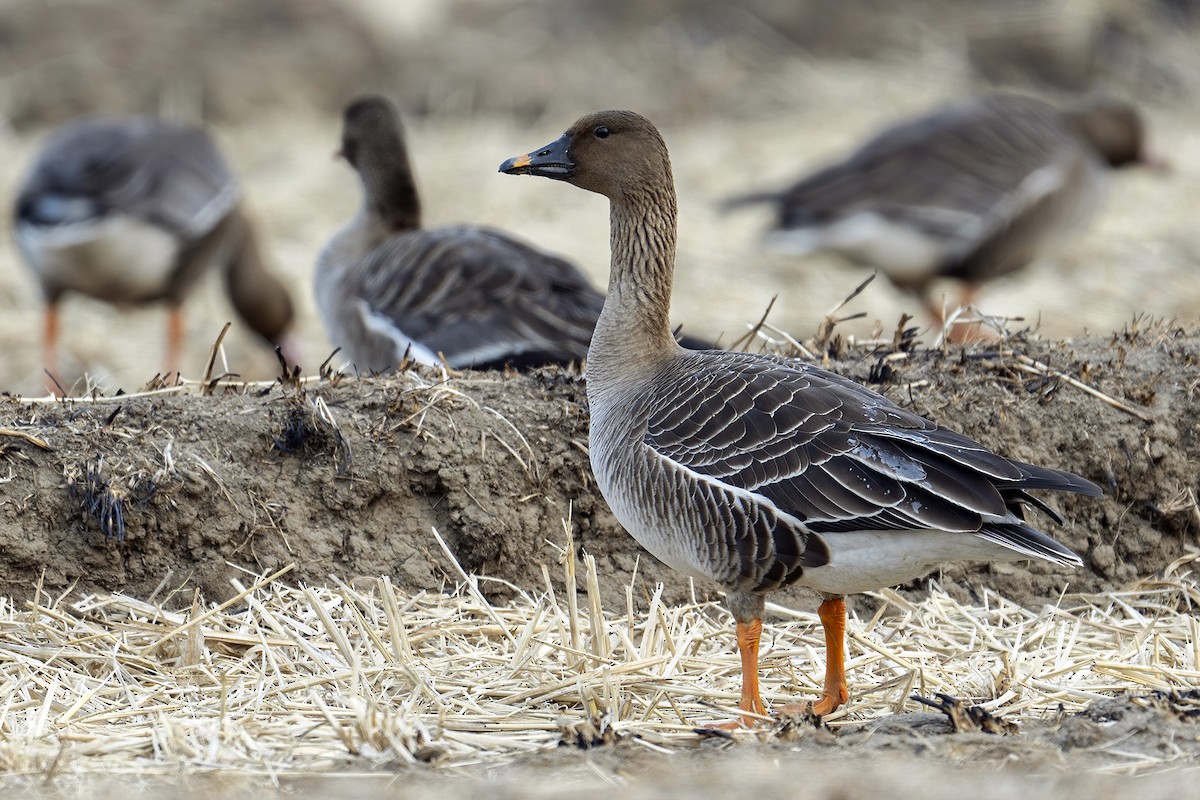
(17, 117, 238, 241)
(353, 226, 603, 368)
(774, 95, 1085, 261)
(643, 351, 1098, 586)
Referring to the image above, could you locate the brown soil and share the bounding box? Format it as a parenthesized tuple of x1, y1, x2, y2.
(2, 326, 1196, 616)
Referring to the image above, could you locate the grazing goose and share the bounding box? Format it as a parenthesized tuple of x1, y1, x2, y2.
(501, 111, 1102, 723)
(14, 116, 298, 390)
(728, 94, 1155, 329)
(317, 96, 707, 374)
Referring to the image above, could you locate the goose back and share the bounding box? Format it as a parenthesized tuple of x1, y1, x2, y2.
(14, 115, 296, 366)
(15, 116, 241, 304)
(316, 223, 603, 371)
(16, 117, 238, 245)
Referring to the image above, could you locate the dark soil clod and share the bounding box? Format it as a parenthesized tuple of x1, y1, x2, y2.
(68, 459, 130, 541)
(913, 693, 1020, 735)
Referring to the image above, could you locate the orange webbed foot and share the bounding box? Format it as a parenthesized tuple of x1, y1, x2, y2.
(808, 685, 849, 717)
(776, 687, 848, 721)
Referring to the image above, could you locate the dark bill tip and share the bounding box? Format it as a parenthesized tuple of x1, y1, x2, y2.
(498, 133, 575, 179)
(498, 153, 533, 174)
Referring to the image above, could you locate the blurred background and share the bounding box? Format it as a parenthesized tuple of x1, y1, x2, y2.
(0, 0, 1197, 395)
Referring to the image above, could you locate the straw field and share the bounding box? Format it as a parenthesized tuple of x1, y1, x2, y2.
(2, 535, 1198, 779)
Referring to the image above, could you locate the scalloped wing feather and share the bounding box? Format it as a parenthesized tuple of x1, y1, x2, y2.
(353, 225, 602, 367)
(642, 350, 1096, 587)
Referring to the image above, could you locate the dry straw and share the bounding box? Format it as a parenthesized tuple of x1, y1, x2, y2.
(1, 528, 1197, 777)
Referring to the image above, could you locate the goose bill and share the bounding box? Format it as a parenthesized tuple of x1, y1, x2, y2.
(499, 134, 575, 178)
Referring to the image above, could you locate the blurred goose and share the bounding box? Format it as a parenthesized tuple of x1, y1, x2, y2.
(316, 95, 708, 374)
(501, 110, 1102, 723)
(728, 94, 1156, 327)
(14, 116, 298, 390)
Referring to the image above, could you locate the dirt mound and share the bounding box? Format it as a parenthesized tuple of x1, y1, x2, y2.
(2, 326, 1196, 614)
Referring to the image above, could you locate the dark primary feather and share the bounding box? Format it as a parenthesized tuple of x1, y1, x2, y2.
(16, 117, 238, 241)
(644, 350, 1099, 587)
(353, 225, 604, 368)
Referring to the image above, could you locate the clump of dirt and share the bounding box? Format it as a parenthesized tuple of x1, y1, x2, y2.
(0, 327, 1197, 614)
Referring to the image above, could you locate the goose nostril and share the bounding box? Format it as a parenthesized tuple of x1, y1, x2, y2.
(537, 149, 551, 157)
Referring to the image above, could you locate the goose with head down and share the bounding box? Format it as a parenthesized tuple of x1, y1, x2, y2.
(501, 110, 1102, 723)
(317, 96, 708, 375)
(15, 116, 298, 393)
(727, 94, 1158, 334)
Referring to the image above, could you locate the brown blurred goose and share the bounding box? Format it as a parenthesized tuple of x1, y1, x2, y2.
(501, 110, 1101, 723)
(728, 94, 1157, 327)
(316, 96, 708, 374)
(14, 116, 298, 390)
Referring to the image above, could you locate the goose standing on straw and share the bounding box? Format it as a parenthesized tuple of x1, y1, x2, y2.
(501, 111, 1102, 725)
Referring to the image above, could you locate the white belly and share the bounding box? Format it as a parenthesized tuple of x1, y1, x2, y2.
(358, 300, 441, 368)
(17, 215, 181, 300)
(797, 529, 1032, 596)
(766, 212, 944, 282)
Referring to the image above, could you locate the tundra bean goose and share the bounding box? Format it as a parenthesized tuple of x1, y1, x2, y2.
(728, 94, 1155, 329)
(317, 96, 710, 373)
(14, 116, 298, 391)
(501, 111, 1102, 723)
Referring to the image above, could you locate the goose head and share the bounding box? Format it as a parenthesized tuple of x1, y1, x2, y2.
(336, 95, 422, 231)
(338, 95, 404, 169)
(499, 110, 672, 200)
(1067, 98, 1162, 170)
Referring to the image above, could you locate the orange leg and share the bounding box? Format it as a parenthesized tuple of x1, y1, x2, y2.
(928, 285, 997, 345)
(948, 284, 985, 344)
(702, 618, 766, 730)
(922, 293, 949, 330)
(810, 596, 849, 715)
(736, 618, 766, 724)
(165, 305, 185, 381)
(959, 284, 979, 310)
(42, 302, 62, 396)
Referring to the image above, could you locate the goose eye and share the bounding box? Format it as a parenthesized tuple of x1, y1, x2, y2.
(593, 126, 610, 139)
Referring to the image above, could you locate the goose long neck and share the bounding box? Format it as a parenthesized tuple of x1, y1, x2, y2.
(587, 183, 681, 385)
(358, 141, 422, 233)
(222, 209, 294, 344)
